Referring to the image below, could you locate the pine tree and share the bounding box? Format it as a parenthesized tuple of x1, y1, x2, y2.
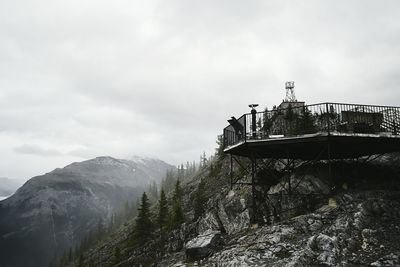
(186, 161, 190, 176)
(170, 180, 184, 229)
(194, 178, 207, 220)
(157, 188, 169, 243)
(200, 152, 207, 168)
(148, 181, 159, 201)
(162, 169, 177, 193)
(192, 161, 197, 173)
(133, 192, 153, 246)
(173, 180, 183, 203)
(216, 135, 224, 158)
(178, 164, 185, 180)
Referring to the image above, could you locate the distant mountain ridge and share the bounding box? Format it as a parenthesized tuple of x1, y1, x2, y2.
(0, 156, 174, 267)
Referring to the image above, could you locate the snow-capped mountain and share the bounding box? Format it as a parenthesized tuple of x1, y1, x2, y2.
(0, 156, 174, 267)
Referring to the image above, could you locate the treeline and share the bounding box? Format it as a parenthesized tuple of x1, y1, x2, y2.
(131, 179, 185, 248)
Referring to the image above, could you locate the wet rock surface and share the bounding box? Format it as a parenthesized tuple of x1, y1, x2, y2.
(199, 191, 400, 267)
(185, 230, 221, 260)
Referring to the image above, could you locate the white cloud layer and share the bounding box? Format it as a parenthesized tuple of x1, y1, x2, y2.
(1, 0, 400, 181)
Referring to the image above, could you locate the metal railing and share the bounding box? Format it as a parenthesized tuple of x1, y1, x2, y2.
(223, 102, 400, 149)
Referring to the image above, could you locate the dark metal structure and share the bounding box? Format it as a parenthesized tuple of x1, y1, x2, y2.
(223, 101, 400, 223)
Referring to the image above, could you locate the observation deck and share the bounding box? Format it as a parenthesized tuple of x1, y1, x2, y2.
(223, 102, 400, 160)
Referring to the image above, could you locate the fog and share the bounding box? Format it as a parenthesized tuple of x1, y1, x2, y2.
(1, 0, 400, 181)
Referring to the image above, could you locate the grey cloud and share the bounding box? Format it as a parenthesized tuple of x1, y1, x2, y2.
(14, 144, 63, 157)
(1, 0, 400, 181)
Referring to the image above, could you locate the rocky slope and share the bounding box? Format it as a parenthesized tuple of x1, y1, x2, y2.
(0, 156, 173, 267)
(201, 190, 400, 266)
(71, 154, 400, 267)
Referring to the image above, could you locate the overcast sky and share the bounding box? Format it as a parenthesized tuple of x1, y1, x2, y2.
(1, 0, 400, 182)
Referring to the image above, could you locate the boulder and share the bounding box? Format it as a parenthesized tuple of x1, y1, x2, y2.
(308, 233, 338, 266)
(185, 230, 221, 260)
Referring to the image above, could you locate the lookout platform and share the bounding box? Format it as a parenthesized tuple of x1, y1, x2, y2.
(223, 102, 400, 160)
(223, 101, 400, 224)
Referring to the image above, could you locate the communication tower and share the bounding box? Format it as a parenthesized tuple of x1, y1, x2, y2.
(285, 81, 296, 102)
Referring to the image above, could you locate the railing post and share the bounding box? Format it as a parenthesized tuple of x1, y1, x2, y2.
(244, 115, 247, 143)
(394, 108, 398, 135)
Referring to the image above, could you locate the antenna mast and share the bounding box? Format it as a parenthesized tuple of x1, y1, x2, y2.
(285, 81, 296, 102)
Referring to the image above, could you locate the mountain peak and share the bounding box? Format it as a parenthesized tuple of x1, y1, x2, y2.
(0, 156, 175, 267)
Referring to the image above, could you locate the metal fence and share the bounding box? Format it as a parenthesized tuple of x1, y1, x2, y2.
(224, 102, 400, 149)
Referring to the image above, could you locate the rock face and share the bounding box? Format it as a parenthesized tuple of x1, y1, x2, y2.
(199, 174, 400, 266)
(0, 156, 173, 267)
(191, 189, 400, 267)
